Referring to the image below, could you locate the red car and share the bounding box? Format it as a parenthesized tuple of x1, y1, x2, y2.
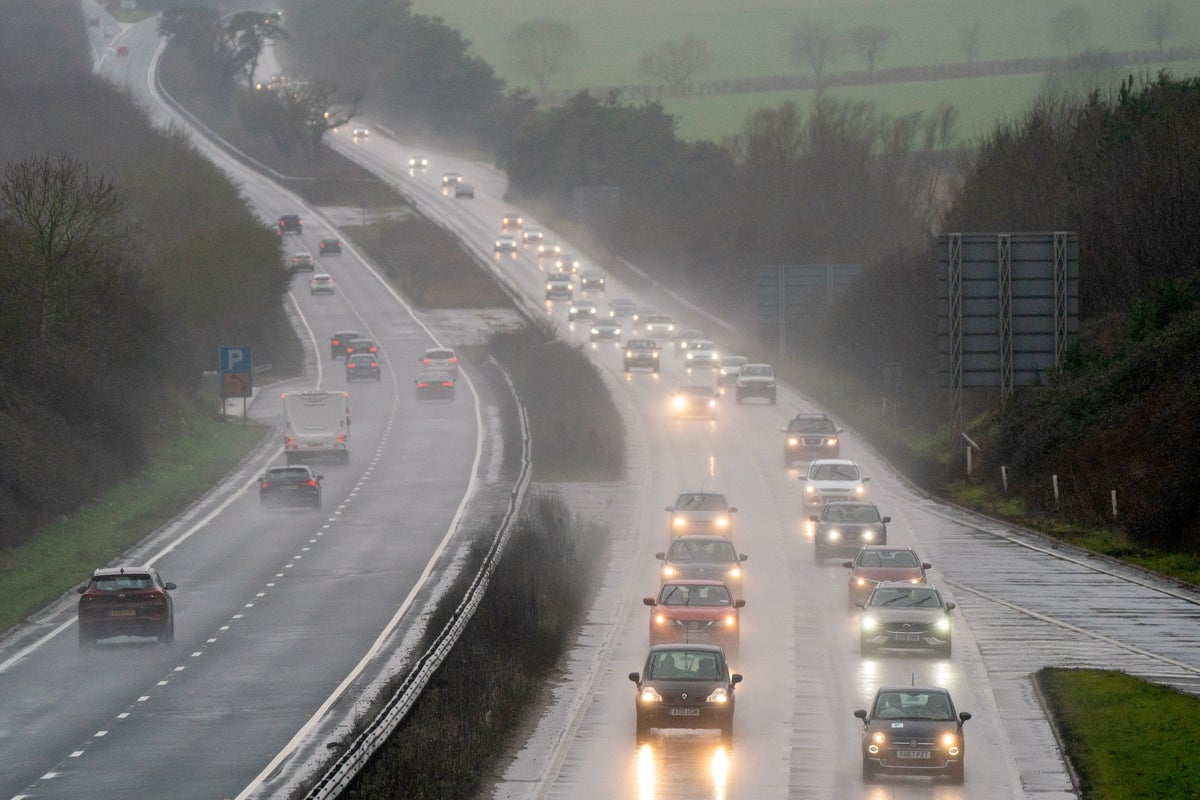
(844, 545, 931, 608)
(77, 566, 176, 646)
(643, 579, 745, 649)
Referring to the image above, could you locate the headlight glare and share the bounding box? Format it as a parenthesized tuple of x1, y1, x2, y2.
(936, 617, 951, 632)
(861, 615, 878, 632)
(871, 732, 886, 746)
(706, 688, 729, 703)
(641, 687, 663, 703)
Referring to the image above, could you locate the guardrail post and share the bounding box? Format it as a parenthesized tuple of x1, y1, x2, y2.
(1001, 465, 1008, 493)
(1111, 489, 1118, 519)
(1052, 474, 1060, 505)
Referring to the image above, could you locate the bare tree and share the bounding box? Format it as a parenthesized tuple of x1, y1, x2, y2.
(638, 35, 711, 93)
(277, 81, 361, 162)
(1049, 7, 1091, 59)
(1142, 1, 1180, 58)
(508, 18, 578, 98)
(848, 25, 891, 81)
(226, 10, 285, 90)
(960, 22, 982, 66)
(789, 18, 842, 86)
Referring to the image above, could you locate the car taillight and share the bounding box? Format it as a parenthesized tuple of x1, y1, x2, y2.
(308, 479, 317, 487)
(441, 381, 454, 387)
(369, 346, 377, 353)
(332, 339, 340, 346)
(285, 435, 295, 445)
(336, 434, 347, 444)
(370, 362, 378, 367)
(423, 359, 431, 365)
(448, 357, 457, 363)
(348, 363, 355, 368)
(261, 481, 270, 489)
(417, 382, 429, 388)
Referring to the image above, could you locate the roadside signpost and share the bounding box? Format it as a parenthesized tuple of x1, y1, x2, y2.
(219, 345, 252, 423)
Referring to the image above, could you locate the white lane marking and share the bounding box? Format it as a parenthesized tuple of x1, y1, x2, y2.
(116, 713, 129, 719)
(69, 752, 83, 758)
(95, 731, 107, 737)
(136, 697, 149, 703)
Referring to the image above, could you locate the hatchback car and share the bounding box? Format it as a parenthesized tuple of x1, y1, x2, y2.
(782, 413, 842, 464)
(536, 241, 562, 259)
(545, 274, 573, 299)
(568, 300, 598, 322)
(858, 582, 955, 657)
(735, 363, 777, 404)
(310, 273, 335, 294)
(629, 644, 742, 740)
(624, 339, 661, 372)
(855, 686, 970, 783)
(420, 347, 459, 378)
(844, 546, 931, 608)
(415, 371, 456, 402)
(441, 171, 463, 186)
(259, 464, 323, 510)
(589, 318, 621, 342)
(656, 535, 748, 597)
(77, 566, 176, 646)
(609, 297, 637, 318)
(810, 502, 889, 561)
(278, 213, 302, 235)
(644, 581, 745, 649)
(685, 340, 720, 368)
(801, 458, 869, 506)
(670, 385, 717, 419)
(522, 228, 544, 244)
(580, 271, 606, 292)
(666, 491, 737, 537)
(555, 253, 583, 273)
(501, 211, 524, 229)
(346, 353, 381, 381)
(717, 355, 748, 385)
(330, 330, 362, 360)
(291, 251, 315, 271)
(318, 237, 342, 256)
(494, 233, 518, 253)
(344, 337, 378, 358)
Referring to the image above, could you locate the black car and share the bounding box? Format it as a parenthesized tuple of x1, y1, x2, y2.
(415, 371, 456, 402)
(346, 353, 381, 381)
(330, 330, 361, 360)
(858, 582, 955, 656)
(657, 535, 747, 597)
(624, 339, 661, 372)
(344, 337, 378, 358)
(629, 644, 742, 741)
(855, 686, 970, 783)
(278, 214, 302, 235)
(782, 413, 842, 464)
(319, 237, 342, 256)
(77, 566, 176, 646)
(455, 183, 474, 198)
(810, 502, 889, 561)
(259, 465, 323, 510)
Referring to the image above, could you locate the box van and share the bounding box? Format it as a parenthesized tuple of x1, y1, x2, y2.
(282, 391, 350, 464)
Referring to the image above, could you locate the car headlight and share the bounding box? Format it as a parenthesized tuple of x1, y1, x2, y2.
(727, 566, 741, 578)
(625, 350, 633, 357)
(654, 614, 667, 625)
(826, 529, 841, 541)
(827, 438, 838, 446)
(546, 283, 553, 290)
(640, 687, 663, 703)
(651, 351, 659, 358)
(805, 485, 815, 494)
(788, 437, 799, 446)
(871, 731, 887, 746)
(941, 733, 958, 747)
(673, 516, 687, 529)
(667, 325, 675, 332)
(936, 617, 951, 632)
(706, 688, 729, 704)
(708, 400, 716, 408)
(861, 615, 878, 632)
(855, 485, 866, 495)
(862, 530, 875, 541)
(686, 352, 694, 360)
(591, 327, 600, 335)
(855, 577, 868, 587)
(715, 516, 729, 528)
(672, 397, 686, 410)
(662, 565, 678, 578)
(724, 614, 737, 627)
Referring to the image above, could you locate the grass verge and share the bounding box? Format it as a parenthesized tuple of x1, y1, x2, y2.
(343, 493, 606, 799)
(0, 401, 267, 632)
(1037, 668, 1200, 798)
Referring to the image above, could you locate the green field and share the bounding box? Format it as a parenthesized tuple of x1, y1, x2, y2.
(416, 0, 1200, 142)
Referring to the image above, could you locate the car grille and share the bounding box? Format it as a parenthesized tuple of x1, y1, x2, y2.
(884, 621, 932, 635)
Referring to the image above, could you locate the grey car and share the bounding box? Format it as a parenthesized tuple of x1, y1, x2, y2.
(735, 363, 776, 404)
(858, 582, 955, 657)
(629, 644, 742, 741)
(855, 686, 970, 783)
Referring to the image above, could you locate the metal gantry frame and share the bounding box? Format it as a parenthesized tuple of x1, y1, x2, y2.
(948, 234, 963, 432)
(1053, 231, 1070, 369)
(997, 234, 1013, 402)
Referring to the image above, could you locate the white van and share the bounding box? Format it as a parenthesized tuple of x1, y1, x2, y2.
(282, 391, 350, 464)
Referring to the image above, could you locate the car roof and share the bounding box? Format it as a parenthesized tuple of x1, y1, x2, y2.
(348, 353, 376, 361)
(647, 642, 725, 654)
(333, 329, 360, 336)
(675, 490, 726, 498)
(741, 362, 773, 369)
(811, 458, 857, 467)
(424, 347, 454, 355)
(670, 534, 734, 544)
(875, 685, 952, 696)
(662, 578, 728, 588)
(348, 336, 374, 342)
(858, 544, 915, 553)
(92, 566, 154, 577)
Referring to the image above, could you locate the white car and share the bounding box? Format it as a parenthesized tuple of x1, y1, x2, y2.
(717, 355, 748, 385)
(408, 155, 429, 169)
(801, 458, 869, 506)
(310, 273, 335, 295)
(684, 340, 720, 368)
(419, 347, 459, 379)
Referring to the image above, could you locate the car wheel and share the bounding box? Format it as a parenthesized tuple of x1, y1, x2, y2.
(158, 618, 174, 644)
(947, 761, 964, 784)
(862, 755, 877, 781)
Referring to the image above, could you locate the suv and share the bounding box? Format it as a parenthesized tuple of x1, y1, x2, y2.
(344, 337, 378, 358)
(77, 566, 177, 646)
(858, 582, 955, 657)
(319, 237, 342, 256)
(624, 339, 661, 372)
(291, 252, 315, 271)
(420, 347, 459, 378)
(545, 274, 573, 299)
(782, 413, 842, 464)
(259, 464, 323, 510)
(735, 363, 776, 404)
(809, 502, 889, 562)
(801, 458, 869, 506)
(666, 491, 737, 537)
(330, 330, 362, 360)
(278, 214, 302, 235)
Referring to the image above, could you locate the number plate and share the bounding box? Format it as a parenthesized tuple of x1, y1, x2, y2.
(687, 632, 709, 640)
(893, 633, 920, 642)
(668, 708, 701, 717)
(896, 750, 931, 759)
(109, 609, 136, 617)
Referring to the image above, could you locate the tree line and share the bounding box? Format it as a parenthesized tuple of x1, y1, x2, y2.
(0, 1, 296, 550)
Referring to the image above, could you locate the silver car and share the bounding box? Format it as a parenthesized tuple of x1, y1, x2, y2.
(419, 347, 459, 379)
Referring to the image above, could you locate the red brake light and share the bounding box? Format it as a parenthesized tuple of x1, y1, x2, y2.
(261, 481, 270, 489)
(423, 358, 431, 364)
(285, 435, 295, 445)
(336, 434, 347, 444)
(332, 338, 340, 345)
(448, 357, 457, 363)
(441, 381, 454, 387)
(308, 479, 317, 487)
(371, 361, 378, 367)
(348, 363, 355, 368)
(417, 382, 429, 388)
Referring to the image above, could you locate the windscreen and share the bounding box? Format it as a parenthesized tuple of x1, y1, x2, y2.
(647, 650, 722, 680)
